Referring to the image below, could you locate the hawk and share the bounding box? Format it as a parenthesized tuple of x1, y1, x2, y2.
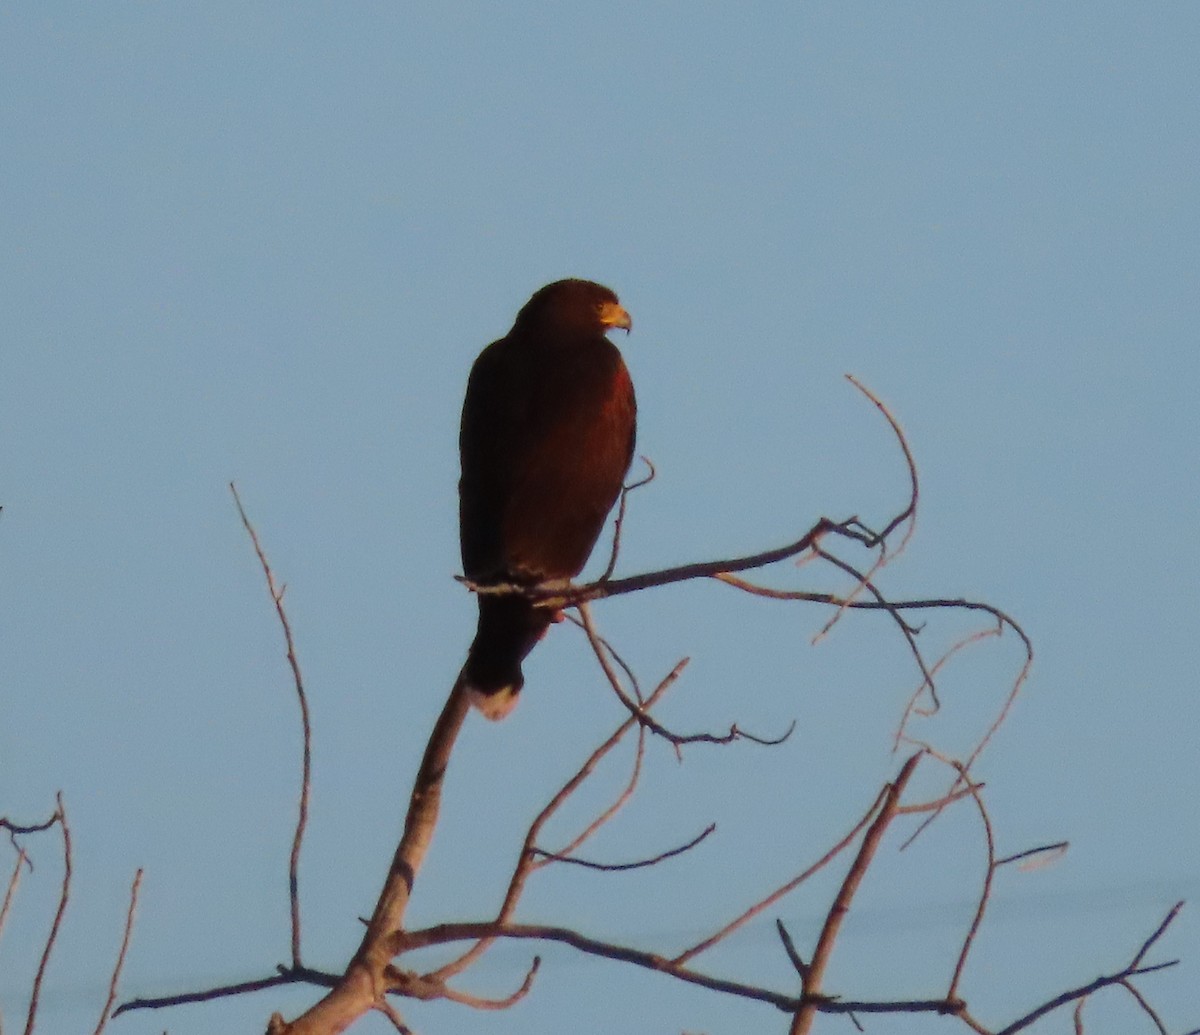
(459, 279, 636, 719)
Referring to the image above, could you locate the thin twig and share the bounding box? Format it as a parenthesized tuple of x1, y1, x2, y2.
(600, 456, 656, 582)
(720, 559, 1032, 781)
(374, 998, 413, 1034)
(895, 627, 999, 739)
(24, 794, 69, 1035)
(429, 662, 684, 982)
(440, 956, 540, 1010)
(791, 753, 922, 1035)
(403, 919, 972, 1019)
(231, 482, 312, 968)
(812, 547, 940, 709)
(117, 966, 340, 1016)
(535, 824, 715, 872)
(0, 846, 28, 946)
(93, 868, 143, 1035)
(811, 372, 921, 643)
(673, 784, 891, 966)
(0, 814, 58, 837)
(1121, 978, 1169, 1035)
(948, 767, 994, 1000)
(895, 784, 981, 814)
(992, 902, 1185, 1035)
(995, 842, 1068, 869)
(538, 724, 648, 869)
(578, 603, 791, 748)
(845, 374, 919, 545)
(564, 611, 647, 704)
(776, 920, 808, 978)
(1131, 901, 1184, 969)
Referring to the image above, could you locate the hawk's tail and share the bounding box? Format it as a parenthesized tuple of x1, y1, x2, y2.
(463, 595, 552, 721)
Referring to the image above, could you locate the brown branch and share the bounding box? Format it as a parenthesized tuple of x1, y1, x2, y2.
(554, 374, 918, 610)
(429, 661, 684, 982)
(895, 784, 981, 814)
(600, 456, 656, 582)
(995, 842, 1068, 869)
(534, 823, 715, 872)
(1121, 978, 1169, 1035)
(790, 753, 922, 1035)
(811, 547, 940, 709)
(373, 999, 413, 1034)
(400, 920, 966, 1019)
(948, 768, 994, 1000)
(93, 868, 143, 1035)
(538, 723, 648, 868)
(263, 677, 472, 1033)
(578, 602, 792, 748)
(0, 845, 27, 946)
(24, 793, 69, 1035)
(559, 516, 840, 606)
(775, 920, 808, 978)
(716, 560, 1036, 793)
(991, 902, 1185, 1035)
(118, 966, 339, 1016)
(231, 482, 312, 968)
(439, 956, 540, 1010)
(810, 373, 921, 644)
(564, 611, 648, 705)
(673, 782, 891, 966)
(0, 813, 59, 838)
(844, 374, 919, 545)
(1131, 900, 1184, 969)
(895, 626, 999, 737)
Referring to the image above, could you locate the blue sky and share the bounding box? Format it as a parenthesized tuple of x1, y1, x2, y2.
(2, 4, 1197, 1033)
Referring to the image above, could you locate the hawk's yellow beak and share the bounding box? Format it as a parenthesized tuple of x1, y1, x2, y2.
(598, 301, 633, 333)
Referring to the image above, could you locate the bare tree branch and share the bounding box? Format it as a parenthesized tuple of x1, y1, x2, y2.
(578, 602, 793, 748)
(790, 753, 922, 1035)
(537, 723, 648, 869)
(775, 920, 808, 979)
(0, 813, 59, 838)
(995, 842, 1068, 869)
(117, 967, 339, 1017)
(534, 823, 716, 872)
(947, 767, 994, 1001)
(231, 482, 312, 968)
(428, 660, 684, 983)
(109, 378, 1185, 1035)
(673, 783, 891, 966)
(600, 456, 656, 582)
(93, 868, 143, 1035)
(23, 793, 69, 1035)
(0, 845, 28, 948)
(438, 956, 540, 1010)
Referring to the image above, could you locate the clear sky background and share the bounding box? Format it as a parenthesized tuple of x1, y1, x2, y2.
(2, 4, 1198, 1034)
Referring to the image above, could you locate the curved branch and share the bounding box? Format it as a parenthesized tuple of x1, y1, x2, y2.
(231, 483, 312, 968)
(673, 781, 891, 966)
(93, 868, 142, 1035)
(399, 920, 966, 1019)
(600, 456, 656, 582)
(428, 660, 684, 983)
(534, 823, 716, 872)
(440, 956, 540, 1010)
(117, 967, 340, 1016)
(992, 901, 1184, 1035)
(791, 753, 922, 1035)
(24, 793, 70, 1035)
(578, 603, 792, 748)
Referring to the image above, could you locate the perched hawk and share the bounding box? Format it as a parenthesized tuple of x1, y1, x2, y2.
(459, 279, 637, 719)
